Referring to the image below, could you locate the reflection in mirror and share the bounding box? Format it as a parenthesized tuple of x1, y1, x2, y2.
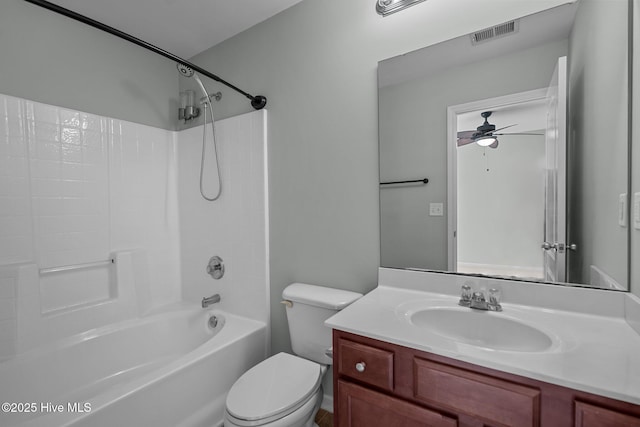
(378, 0, 630, 291)
(455, 101, 548, 280)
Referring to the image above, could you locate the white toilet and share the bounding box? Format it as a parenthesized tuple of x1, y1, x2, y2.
(224, 283, 362, 427)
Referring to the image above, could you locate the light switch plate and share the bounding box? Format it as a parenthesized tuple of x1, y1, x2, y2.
(619, 193, 627, 227)
(429, 202, 444, 216)
(634, 192, 640, 230)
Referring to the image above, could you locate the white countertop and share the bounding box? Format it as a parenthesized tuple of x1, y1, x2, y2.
(326, 272, 640, 405)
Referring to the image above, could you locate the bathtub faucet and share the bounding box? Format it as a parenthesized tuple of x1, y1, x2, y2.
(202, 294, 221, 308)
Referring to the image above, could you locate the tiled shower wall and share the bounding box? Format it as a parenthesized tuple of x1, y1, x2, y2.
(0, 93, 181, 356)
(0, 93, 269, 358)
(178, 110, 269, 325)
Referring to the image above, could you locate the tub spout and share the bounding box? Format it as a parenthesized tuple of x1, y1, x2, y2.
(202, 294, 221, 308)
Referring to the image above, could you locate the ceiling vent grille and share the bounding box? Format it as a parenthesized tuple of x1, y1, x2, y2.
(470, 20, 519, 45)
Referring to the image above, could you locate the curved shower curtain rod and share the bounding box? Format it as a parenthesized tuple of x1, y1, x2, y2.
(23, 0, 267, 110)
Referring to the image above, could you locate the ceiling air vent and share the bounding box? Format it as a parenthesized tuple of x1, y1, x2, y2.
(470, 20, 519, 45)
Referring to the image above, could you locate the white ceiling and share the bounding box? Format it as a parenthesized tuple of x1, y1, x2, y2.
(378, 2, 577, 88)
(46, 0, 305, 59)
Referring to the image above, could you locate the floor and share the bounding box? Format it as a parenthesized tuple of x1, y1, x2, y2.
(315, 409, 334, 427)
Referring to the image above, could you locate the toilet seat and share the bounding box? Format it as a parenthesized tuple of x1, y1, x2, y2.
(225, 352, 323, 426)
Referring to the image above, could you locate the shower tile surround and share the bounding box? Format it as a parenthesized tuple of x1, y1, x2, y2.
(0, 93, 269, 358)
(177, 110, 270, 324)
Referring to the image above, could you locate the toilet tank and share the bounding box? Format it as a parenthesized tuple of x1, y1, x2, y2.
(282, 283, 362, 365)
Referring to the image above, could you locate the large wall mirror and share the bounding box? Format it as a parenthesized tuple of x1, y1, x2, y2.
(378, 0, 632, 291)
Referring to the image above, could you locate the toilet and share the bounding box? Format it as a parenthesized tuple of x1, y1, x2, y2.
(224, 283, 362, 427)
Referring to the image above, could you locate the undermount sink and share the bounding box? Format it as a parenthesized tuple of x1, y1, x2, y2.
(410, 307, 554, 352)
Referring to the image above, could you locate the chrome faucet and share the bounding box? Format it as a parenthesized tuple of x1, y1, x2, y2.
(202, 293, 221, 308)
(487, 288, 503, 312)
(458, 284, 473, 307)
(459, 286, 502, 312)
(470, 291, 489, 310)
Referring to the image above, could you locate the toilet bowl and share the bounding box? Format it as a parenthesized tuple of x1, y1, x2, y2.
(223, 283, 362, 427)
(224, 353, 325, 427)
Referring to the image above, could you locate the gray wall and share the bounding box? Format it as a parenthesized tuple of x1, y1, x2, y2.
(186, 0, 574, 359)
(567, 0, 629, 286)
(378, 40, 567, 271)
(0, 0, 177, 130)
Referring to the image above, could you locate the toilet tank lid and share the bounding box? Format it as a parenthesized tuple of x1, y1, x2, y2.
(283, 283, 363, 310)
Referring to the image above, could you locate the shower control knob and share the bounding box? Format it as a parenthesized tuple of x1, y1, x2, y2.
(355, 362, 366, 373)
(206, 256, 225, 279)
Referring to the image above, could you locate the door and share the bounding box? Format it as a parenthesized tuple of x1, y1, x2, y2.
(542, 56, 568, 282)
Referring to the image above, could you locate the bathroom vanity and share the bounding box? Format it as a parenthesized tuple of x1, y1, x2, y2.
(333, 330, 640, 426)
(326, 269, 640, 427)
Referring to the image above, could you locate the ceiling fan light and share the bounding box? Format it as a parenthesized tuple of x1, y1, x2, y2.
(376, 0, 427, 16)
(476, 136, 497, 147)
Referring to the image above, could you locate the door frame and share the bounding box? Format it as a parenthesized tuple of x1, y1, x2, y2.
(542, 56, 568, 283)
(446, 88, 549, 272)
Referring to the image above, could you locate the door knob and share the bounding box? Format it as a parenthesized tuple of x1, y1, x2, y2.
(542, 242, 577, 252)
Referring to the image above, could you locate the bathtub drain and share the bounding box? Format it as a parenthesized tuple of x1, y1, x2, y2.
(208, 315, 218, 329)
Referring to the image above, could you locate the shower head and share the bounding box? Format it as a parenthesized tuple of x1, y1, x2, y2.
(177, 63, 194, 77)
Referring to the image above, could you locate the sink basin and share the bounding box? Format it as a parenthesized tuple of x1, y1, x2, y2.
(410, 308, 553, 352)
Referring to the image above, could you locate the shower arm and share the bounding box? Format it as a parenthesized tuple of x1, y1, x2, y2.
(23, 0, 267, 110)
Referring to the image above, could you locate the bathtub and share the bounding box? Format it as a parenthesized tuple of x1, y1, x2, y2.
(0, 304, 267, 427)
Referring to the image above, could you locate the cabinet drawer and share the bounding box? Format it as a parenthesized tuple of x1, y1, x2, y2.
(337, 338, 394, 391)
(575, 401, 640, 427)
(414, 358, 540, 427)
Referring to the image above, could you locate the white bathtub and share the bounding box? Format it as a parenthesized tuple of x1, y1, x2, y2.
(0, 304, 267, 427)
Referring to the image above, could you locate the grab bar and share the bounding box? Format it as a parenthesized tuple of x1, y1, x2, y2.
(39, 258, 115, 275)
(380, 178, 429, 186)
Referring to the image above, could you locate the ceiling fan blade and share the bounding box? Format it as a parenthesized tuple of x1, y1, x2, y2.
(492, 124, 518, 133)
(457, 138, 475, 146)
(493, 132, 544, 136)
(457, 130, 476, 139)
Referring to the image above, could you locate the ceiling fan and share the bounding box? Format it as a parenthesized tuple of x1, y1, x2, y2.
(457, 111, 540, 149)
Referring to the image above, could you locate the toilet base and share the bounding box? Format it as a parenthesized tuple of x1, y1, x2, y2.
(224, 387, 323, 427)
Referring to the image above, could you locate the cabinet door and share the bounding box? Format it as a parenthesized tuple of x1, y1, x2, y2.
(337, 380, 457, 427)
(413, 358, 540, 427)
(575, 401, 640, 427)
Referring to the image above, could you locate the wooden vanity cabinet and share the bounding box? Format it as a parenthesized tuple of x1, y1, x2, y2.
(574, 401, 640, 427)
(337, 380, 458, 427)
(333, 330, 640, 427)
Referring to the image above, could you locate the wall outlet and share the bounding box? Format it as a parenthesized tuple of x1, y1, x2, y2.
(619, 193, 627, 227)
(634, 192, 640, 230)
(429, 202, 444, 216)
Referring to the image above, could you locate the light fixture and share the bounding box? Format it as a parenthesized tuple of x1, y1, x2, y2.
(178, 90, 200, 122)
(475, 135, 497, 147)
(376, 0, 427, 16)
